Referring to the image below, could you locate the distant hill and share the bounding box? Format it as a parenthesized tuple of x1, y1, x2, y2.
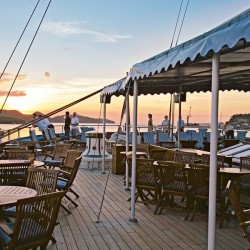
(229, 114, 250, 129)
(0, 110, 115, 124)
(0, 110, 30, 122)
(0, 115, 26, 124)
(49, 115, 115, 124)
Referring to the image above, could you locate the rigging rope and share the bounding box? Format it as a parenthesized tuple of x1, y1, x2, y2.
(96, 82, 131, 223)
(175, 0, 190, 46)
(0, 0, 41, 81)
(0, 88, 103, 140)
(170, 0, 183, 49)
(0, 0, 52, 115)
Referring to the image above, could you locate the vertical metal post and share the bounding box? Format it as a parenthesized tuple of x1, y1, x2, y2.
(129, 79, 138, 222)
(171, 95, 175, 141)
(168, 94, 172, 139)
(102, 96, 106, 174)
(208, 53, 220, 250)
(125, 95, 130, 190)
(177, 87, 182, 149)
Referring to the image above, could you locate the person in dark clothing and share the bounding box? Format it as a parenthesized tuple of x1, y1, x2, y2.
(64, 111, 71, 140)
(223, 121, 234, 139)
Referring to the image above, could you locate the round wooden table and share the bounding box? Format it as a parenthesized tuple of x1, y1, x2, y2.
(0, 160, 45, 168)
(0, 186, 38, 207)
(0, 186, 38, 220)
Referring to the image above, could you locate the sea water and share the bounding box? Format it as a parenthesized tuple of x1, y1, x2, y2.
(0, 123, 249, 142)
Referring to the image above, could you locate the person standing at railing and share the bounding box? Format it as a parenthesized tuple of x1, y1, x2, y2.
(223, 121, 234, 139)
(161, 115, 169, 132)
(42, 116, 54, 129)
(71, 112, 79, 139)
(177, 116, 185, 132)
(148, 113, 154, 132)
(64, 111, 71, 140)
(32, 113, 47, 138)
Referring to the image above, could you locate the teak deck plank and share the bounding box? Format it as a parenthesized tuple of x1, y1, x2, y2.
(46, 167, 249, 250)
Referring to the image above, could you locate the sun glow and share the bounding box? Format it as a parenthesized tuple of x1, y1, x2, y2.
(2, 88, 52, 114)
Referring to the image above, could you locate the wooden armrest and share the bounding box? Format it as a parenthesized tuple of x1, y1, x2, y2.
(42, 153, 53, 158)
(243, 209, 250, 214)
(59, 170, 70, 178)
(0, 222, 13, 235)
(58, 177, 69, 182)
(240, 221, 250, 227)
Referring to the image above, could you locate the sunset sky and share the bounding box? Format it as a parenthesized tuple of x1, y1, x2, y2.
(0, 0, 249, 125)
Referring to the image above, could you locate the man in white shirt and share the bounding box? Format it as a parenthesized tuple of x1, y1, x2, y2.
(33, 113, 46, 132)
(161, 115, 169, 132)
(71, 112, 79, 139)
(32, 114, 48, 139)
(42, 117, 54, 129)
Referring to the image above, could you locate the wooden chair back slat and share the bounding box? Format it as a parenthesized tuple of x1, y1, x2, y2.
(136, 159, 156, 188)
(175, 151, 196, 164)
(5, 149, 33, 160)
(226, 180, 250, 243)
(157, 161, 186, 193)
(240, 157, 250, 194)
(50, 143, 71, 160)
(6, 191, 65, 249)
(58, 156, 82, 190)
(26, 168, 59, 195)
(62, 150, 82, 173)
(0, 164, 30, 186)
(163, 149, 176, 161)
(188, 163, 210, 197)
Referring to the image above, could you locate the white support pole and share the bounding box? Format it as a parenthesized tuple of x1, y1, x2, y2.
(171, 95, 175, 141)
(178, 87, 182, 149)
(125, 95, 130, 191)
(102, 96, 106, 174)
(129, 79, 138, 222)
(208, 53, 220, 250)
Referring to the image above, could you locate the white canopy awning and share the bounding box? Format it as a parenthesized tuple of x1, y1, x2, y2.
(101, 8, 250, 249)
(102, 8, 250, 96)
(101, 78, 126, 95)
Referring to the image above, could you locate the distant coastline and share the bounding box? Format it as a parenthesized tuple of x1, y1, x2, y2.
(0, 110, 115, 124)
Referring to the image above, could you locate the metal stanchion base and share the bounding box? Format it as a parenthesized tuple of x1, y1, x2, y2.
(129, 217, 138, 223)
(125, 187, 131, 191)
(101, 171, 106, 174)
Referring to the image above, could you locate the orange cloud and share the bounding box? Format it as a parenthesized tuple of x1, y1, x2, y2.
(0, 73, 27, 83)
(44, 72, 50, 78)
(16, 74, 27, 80)
(0, 90, 26, 96)
(0, 78, 10, 83)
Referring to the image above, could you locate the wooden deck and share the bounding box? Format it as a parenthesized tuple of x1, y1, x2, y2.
(48, 168, 250, 250)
